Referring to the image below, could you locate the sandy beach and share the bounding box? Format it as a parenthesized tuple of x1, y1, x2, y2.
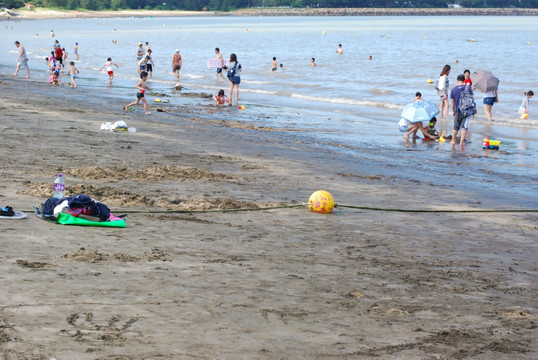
(2, 7, 538, 20)
(0, 75, 537, 359)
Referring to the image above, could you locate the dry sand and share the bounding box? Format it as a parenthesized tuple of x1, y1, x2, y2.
(0, 77, 537, 359)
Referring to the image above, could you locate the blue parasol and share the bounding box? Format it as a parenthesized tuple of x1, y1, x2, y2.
(400, 100, 440, 123)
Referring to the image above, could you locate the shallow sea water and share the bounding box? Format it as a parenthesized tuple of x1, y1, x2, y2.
(2, 15, 538, 190)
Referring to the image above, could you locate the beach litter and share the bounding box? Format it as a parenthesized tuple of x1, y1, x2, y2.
(101, 120, 136, 133)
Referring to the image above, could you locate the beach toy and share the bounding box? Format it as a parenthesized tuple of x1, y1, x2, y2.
(482, 137, 501, 150)
(427, 79, 433, 83)
(438, 135, 446, 142)
(154, 98, 162, 103)
(386, 35, 390, 38)
(521, 113, 528, 119)
(238, 105, 245, 110)
(308, 190, 335, 214)
(129, 106, 134, 112)
(322, 30, 326, 35)
(471, 39, 475, 42)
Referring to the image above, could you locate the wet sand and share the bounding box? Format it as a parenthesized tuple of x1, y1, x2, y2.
(0, 77, 537, 359)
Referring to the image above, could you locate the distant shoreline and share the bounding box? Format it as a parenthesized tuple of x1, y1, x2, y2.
(2, 7, 537, 20)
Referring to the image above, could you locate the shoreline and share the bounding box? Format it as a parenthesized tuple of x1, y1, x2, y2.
(2, 7, 538, 20)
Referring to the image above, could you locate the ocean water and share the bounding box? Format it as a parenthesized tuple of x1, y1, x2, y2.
(2, 15, 538, 158)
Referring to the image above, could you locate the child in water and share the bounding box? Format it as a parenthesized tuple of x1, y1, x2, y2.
(413, 92, 424, 102)
(49, 70, 61, 86)
(519, 90, 533, 117)
(99, 57, 119, 86)
(272, 57, 278, 71)
(123, 71, 152, 115)
(67, 61, 79, 88)
(423, 117, 452, 141)
(213, 89, 229, 105)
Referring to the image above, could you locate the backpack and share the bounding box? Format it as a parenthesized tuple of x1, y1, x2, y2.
(227, 62, 241, 83)
(458, 85, 476, 116)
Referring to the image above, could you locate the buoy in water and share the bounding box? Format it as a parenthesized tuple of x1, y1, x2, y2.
(528, 41, 532, 45)
(424, 37, 428, 39)
(322, 30, 326, 35)
(386, 35, 390, 38)
(308, 190, 335, 214)
(427, 79, 433, 83)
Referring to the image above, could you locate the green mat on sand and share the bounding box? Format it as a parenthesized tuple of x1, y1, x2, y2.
(57, 212, 126, 228)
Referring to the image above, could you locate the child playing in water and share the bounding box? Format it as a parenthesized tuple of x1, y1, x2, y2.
(213, 89, 229, 105)
(99, 57, 119, 86)
(519, 90, 533, 117)
(123, 71, 152, 115)
(49, 70, 60, 86)
(272, 57, 278, 71)
(423, 117, 452, 141)
(67, 61, 79, 88)
(413, 92, 424, 102)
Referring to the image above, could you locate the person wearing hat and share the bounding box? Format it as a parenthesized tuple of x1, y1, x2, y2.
(172, 49, 182, 82)
(136, 43, 145, 73)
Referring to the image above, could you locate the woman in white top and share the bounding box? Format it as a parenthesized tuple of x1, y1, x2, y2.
(437, 64, 451, 120)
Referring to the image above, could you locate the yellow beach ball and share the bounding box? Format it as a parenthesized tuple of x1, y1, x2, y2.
(427, 79, 433, 83)
(308, 190, 335, 214)
(521, 113, 528, 120)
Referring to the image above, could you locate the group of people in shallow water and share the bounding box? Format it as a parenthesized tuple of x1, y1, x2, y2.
(399, 63, 533, 148)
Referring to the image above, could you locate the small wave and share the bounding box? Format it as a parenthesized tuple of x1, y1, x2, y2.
(290, 93, 402, 110)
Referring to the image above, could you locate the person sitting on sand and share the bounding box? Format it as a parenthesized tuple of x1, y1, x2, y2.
(123, 71, 152, 115)
(213, 89, 229, 105)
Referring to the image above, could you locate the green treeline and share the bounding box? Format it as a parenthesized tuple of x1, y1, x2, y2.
(5, 0, 537, 11)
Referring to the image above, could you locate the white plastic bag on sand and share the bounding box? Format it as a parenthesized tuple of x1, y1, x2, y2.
(100, 121, 136, 132)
